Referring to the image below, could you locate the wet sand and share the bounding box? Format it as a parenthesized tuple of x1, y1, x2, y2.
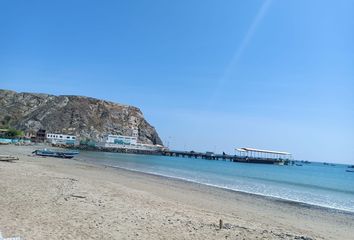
(0, 145, 353, 240)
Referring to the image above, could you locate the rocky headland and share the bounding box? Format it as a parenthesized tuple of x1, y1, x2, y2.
(0, 89, 162, 145)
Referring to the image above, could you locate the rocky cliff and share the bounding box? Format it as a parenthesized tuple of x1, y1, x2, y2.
(0, 89, 163, 145)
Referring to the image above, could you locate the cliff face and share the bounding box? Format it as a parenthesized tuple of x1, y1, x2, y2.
(0, 89, 163, 145)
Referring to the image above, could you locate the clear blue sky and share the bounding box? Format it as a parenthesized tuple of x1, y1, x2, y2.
(1, 0, 353, 163)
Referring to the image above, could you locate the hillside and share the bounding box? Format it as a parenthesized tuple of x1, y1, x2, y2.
(0, 89, 163, 145)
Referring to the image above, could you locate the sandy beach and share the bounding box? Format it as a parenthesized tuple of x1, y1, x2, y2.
(0, 145, 353, 240)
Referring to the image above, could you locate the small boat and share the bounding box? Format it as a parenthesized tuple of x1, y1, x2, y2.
(295, 164, 303, 166)
(346, 170, 354, 173)
(0, 155, 19, 162)
(348, 165, 354, 169)
(32, 149, 79, 159)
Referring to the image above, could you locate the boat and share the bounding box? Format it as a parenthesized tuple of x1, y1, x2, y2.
(346, 170, 354, 173)
(32, 149, 79, 159)
(348, 165, 354, 169)
(0, 155, 19, 162)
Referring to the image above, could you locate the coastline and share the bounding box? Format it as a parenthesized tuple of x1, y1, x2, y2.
(1, 145, 354, 239)
(96, 164, 354, 216)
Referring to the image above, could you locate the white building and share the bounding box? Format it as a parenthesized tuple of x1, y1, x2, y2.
(98, 134, 164, 152)
(101, 134, 137, 145)
(46, 133, 78, 145)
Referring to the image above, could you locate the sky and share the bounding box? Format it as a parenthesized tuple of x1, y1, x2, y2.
(0, 0, 353, 163)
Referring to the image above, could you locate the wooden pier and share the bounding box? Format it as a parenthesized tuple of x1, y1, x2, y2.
(162, 147, 292, 165)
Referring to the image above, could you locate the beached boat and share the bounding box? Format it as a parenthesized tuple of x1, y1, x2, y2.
(32, 149, 79, 159)
(0, 155, 19, 162)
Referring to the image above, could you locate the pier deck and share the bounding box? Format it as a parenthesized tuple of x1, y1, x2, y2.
(161, 150, 288, 165)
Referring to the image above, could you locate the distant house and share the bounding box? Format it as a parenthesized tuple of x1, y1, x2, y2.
(46, 133, 78, 146)
(0, 129, 9, 138)
(24, 131, 35, 140)
(36, 129, 46, 142)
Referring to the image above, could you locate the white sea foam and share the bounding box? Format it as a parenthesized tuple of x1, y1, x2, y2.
(110, 164, 354, 213)
(78, 151, 354, 213)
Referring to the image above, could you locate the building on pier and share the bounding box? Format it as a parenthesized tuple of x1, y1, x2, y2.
(235, 147, 293, 160)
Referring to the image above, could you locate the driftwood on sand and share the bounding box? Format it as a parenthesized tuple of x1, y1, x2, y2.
(0, 155, 19, 162)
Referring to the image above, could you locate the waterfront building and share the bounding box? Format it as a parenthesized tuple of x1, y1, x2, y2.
(101, 134, 137, 145)
(46, 133, 78, 146)
(36, 129, 46, 142)
(0, 129, 9, 138)
(98, 134, 164, 152)
(24, 131, 36, 140)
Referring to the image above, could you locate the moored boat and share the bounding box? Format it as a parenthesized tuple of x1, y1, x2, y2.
(32, 149, 79, 159)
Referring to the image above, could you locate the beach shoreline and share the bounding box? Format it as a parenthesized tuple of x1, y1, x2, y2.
(1, 145, 353, 239)
(97, 163, 354, 216)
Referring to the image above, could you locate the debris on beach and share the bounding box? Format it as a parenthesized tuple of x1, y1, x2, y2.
(0, 231, 22, 240)
(0, 155, 19, 162)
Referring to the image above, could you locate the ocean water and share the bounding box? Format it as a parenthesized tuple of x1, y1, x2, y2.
(78, 151, 354, 212)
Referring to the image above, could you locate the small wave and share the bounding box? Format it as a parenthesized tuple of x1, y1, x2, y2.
(108, 164, 354, 213)
(242, 174, 354, 195)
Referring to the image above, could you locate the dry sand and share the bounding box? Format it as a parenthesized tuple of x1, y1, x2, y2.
(0, 145, 353, 240)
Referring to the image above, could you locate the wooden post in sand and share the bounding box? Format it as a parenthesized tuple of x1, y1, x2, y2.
(219, 219, 223, 229)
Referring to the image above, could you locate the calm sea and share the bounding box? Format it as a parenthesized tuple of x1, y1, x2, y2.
(77, 151, 354, 213)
